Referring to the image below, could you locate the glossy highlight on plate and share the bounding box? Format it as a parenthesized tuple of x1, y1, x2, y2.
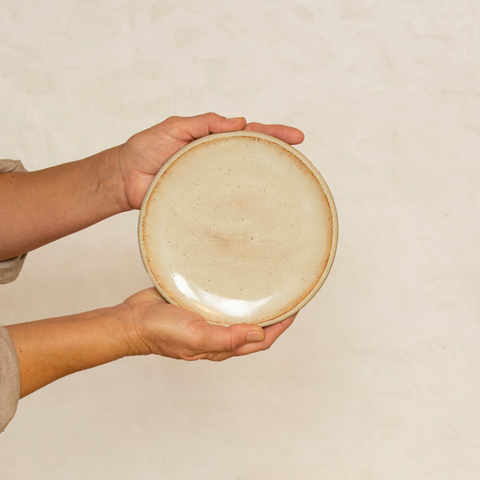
(139, 131, 338, 326)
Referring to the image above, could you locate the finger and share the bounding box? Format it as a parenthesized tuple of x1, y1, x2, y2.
(243, 123, 305, 145)
(192, 321, 267, 357)
(262, 314, 296, 343)
(231, 314, 297, 357)
(172, 113, 247, 141)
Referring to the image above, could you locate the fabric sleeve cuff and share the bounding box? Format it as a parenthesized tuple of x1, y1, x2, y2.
(0, 325, 21, 432)
(0, 159, 28, 284)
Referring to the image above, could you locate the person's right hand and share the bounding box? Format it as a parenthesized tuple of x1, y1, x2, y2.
(120, 288, 296, 362)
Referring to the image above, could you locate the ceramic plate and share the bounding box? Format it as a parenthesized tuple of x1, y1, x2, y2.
(139, 131, 338, 326)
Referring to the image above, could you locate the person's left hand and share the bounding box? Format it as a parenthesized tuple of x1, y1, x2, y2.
(114, 112, 305, 210)
(120, 288, 296, 362)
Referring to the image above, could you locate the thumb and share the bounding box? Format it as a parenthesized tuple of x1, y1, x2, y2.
(198, 323, 266, 354)
(176, 113, 247, 139)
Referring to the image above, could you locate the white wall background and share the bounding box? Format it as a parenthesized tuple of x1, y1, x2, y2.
(1, 0, 480, 478)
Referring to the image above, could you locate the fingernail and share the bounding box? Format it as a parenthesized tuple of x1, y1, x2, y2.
(246, 331, 265, 342)
(226, 116, 245, 122)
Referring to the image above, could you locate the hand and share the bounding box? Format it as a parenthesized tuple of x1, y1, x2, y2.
(5, 287, 295, 399)
(115, 113, 305, 210)
(121, 288, 296, 361)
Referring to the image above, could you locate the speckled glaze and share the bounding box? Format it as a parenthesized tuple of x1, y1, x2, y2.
(139, 131, 338, 326)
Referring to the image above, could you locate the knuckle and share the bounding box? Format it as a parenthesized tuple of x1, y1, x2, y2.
(227, 335, 239, 353)
(204, 111, 220, 121)
(166, 115, 182, 122)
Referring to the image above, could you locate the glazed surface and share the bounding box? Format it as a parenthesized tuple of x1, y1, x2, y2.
(140, 133, 336, 325)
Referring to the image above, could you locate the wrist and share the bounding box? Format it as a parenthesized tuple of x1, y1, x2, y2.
(89, 144, 133, 214)
(111, 301, 152, 357)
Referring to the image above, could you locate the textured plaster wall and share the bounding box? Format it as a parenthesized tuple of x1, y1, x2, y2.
(1, 1, 480, 479)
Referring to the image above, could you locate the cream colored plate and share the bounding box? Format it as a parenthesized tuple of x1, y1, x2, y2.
(139, 131, 338, 326)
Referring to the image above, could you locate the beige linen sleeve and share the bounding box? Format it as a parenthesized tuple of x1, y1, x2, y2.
(0, 325, 20, 432)
(0, 160, 28, 284)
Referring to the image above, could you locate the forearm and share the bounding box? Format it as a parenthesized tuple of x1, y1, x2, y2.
(4, 304, 132, 398)
(0, 146, 127, 261)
